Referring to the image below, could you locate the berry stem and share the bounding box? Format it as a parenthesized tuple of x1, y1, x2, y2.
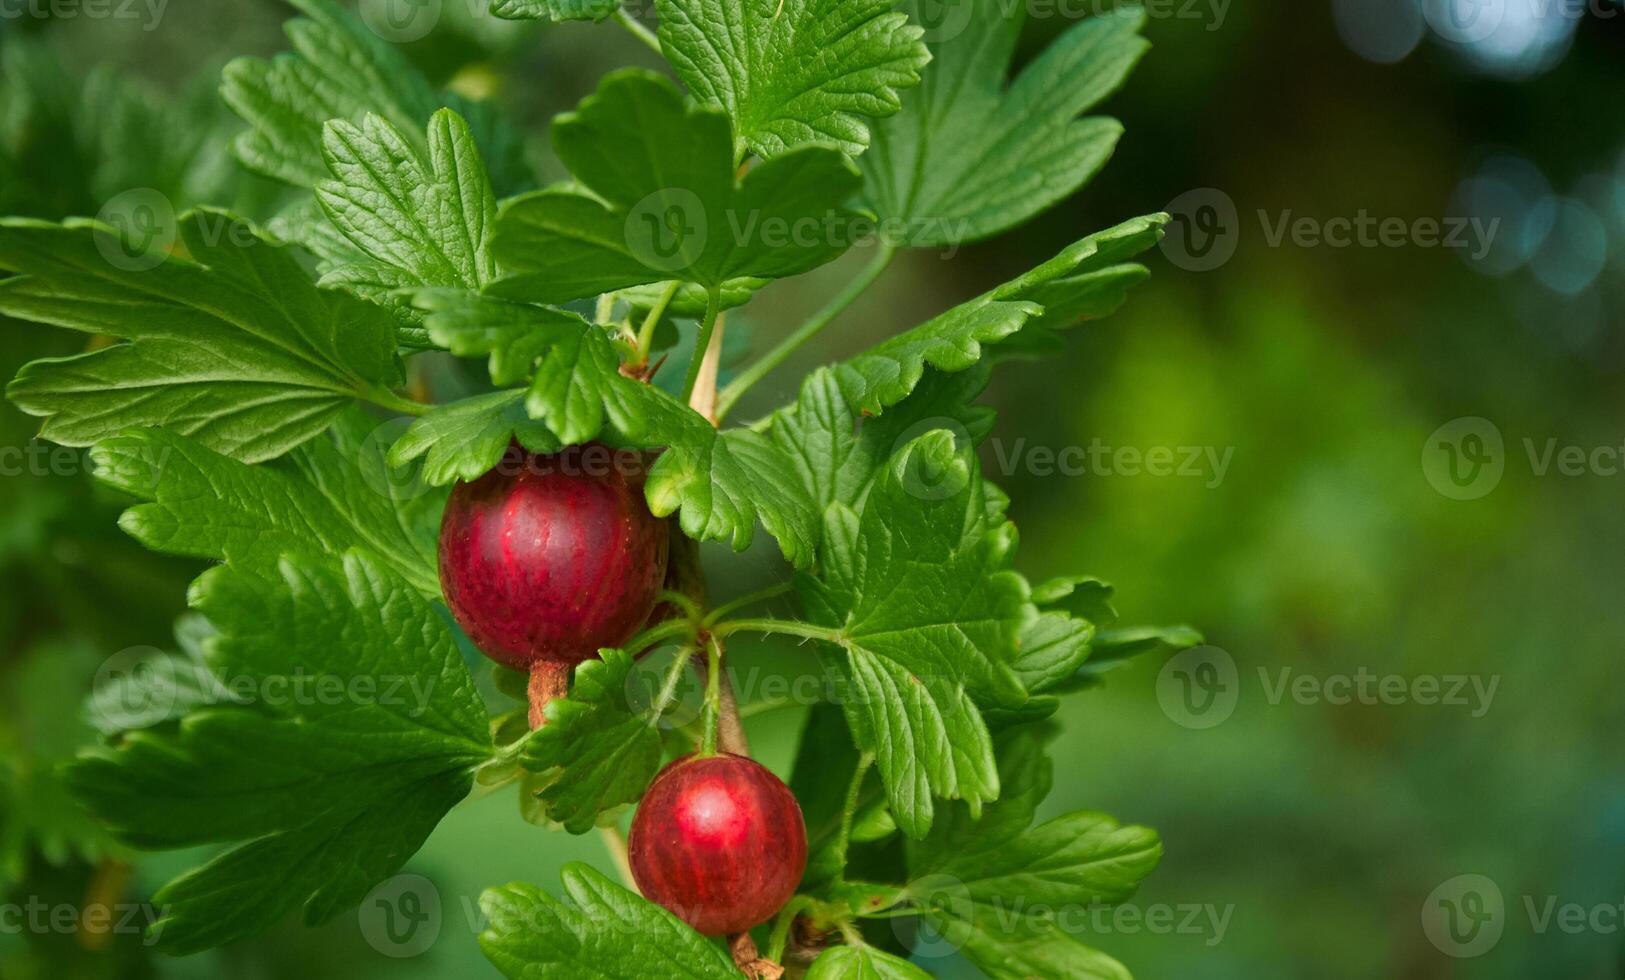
(527, 662, 571, 729)
(715, 650, 750, 756)
(699, 635, 724, 756)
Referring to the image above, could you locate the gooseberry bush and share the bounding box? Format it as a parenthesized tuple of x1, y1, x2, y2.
(2, 0, 1198, 975)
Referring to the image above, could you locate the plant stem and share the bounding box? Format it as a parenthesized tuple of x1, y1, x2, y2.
(680, 287, 724, 407)
(624, 617, 697, 655)
(699, 635, 723, 756)
(598, 825, 636, 889)
(645, 645, 696, 729)
(711, 617, 841, 643)
(655, 588, 703, 623)
(612, 8, 663, 54)
(831, 753, 875, 884)
(364, 385, 430, 417)
(702, 582, 794, 626)
(765, 895, 816, 963)
(738, 695, 799, 720)
(713, 638, 750, 756)
(715, 242, 895, 422)
(634, 280, 682, 364)
(687, 304, 726, 419)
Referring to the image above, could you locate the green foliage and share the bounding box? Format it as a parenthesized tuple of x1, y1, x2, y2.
(799, 432, 1027, 837)
(863, 1, 1148, 246)
(222, 0, 527, 196)
(517, 649, 669, 833)
(315, 109, 500, 337)
(491, 70, 862, 303)
(901, 726, 1161, 979)
(2, 0, 1175, 974)
(656, 0, 930, 158)
(65, 552, 493, 953)
(480, 867, 741, 977)
(0, 210, 401, 462)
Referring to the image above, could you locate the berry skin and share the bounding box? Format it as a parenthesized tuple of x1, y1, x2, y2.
(629, 753, 807, 936)
(438, 443, 669, 673)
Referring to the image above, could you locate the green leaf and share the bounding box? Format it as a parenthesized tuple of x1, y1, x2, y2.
(862, 2, 1147, 246)
(769, 363, 995, 520)
(480, 866, 739, 978)
(829, 215, 1166, 418)
(807, 945, 933, 979)
(64, 551, 492, 953)
(490, 0, 619, 22)
(92, 422, 444, 598)
(800, 431, 1031, 837)
(414, 290, 627, 446)
(903, 727, 1160, 980)
(655, 0, 930, 158)
(0, 209, 401, 463)
(387, 389, 563, 486)
(645, 425, 820, 568)
(517, 649, 666, 834)
(490, 70, 862, 304)
(315, 109, 500, 318)
(222, 0, 528, 195)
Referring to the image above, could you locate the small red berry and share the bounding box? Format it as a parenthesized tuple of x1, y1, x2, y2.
(438, 443, 669, 675)
(629, 753, 807, 936)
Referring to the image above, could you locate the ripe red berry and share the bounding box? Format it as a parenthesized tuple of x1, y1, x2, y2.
(628, 753, 807, 936)
(438, 443, 669, 676)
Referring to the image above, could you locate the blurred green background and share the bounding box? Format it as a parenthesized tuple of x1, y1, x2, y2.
(3, 0, 1623, 977)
